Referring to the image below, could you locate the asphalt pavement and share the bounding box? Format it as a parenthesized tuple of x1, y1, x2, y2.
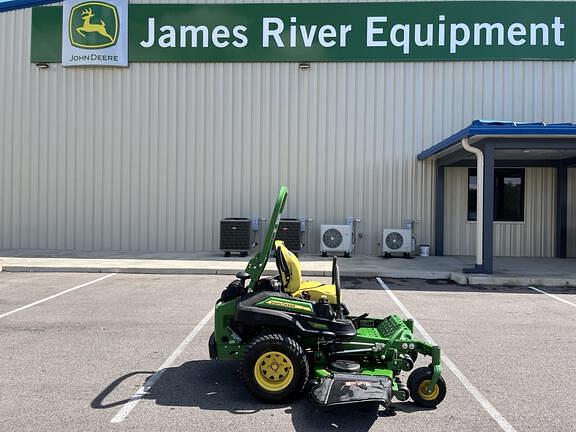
(0, 273, 574, 431)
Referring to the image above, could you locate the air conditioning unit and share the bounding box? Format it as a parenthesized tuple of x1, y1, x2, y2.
(220, 218, 251, 257)
(321, 224, 354, 257)
(382, 229, 413, 257)
(276, 218, 303, 253)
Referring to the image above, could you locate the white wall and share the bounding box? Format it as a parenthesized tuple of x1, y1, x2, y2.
(1, 1, 575, 254)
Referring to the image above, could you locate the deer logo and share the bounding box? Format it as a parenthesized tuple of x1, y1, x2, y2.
(77, 8, 114, 42)
(69, 2, 119, 49)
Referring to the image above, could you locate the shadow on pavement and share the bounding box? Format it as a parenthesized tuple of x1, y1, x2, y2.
(343, 277, 576, 295)
(92, 360, 431, 431)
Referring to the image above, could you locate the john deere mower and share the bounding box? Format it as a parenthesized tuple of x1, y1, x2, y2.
(209, 186, 446, 408)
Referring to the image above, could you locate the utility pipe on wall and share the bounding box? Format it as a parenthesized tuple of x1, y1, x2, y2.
(461, 137, 483, 268)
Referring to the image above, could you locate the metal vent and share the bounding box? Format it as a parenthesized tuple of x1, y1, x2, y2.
(276, 218, 302, 252)
(323, 228, 343, 249)
(220, 218, 251, 251)
(385, 232, 404, 250)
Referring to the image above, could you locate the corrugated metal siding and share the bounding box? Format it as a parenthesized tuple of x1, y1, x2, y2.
(444, 167, 557, 257)
(569, 168, 576, 258)
(1, 1, 576, 254)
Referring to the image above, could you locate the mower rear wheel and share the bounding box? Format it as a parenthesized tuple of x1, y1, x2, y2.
(408, 367, 446, 408)
(241, 333, 309, 403)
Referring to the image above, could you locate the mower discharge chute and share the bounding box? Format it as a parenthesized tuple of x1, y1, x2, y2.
(209, 186, 446, 408)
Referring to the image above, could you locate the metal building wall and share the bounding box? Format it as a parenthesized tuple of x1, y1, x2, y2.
(1, 1, 575, 255)
(443, 167, 557, 257)
(569, 169, 576, 258)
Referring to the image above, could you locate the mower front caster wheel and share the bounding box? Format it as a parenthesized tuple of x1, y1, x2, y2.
(241, 333, 309, 403)
(408, 367, 446, 408)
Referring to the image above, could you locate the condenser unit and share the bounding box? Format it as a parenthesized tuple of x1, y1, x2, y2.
(276, 218, 303, 253)
(320, 224, 354, 257)
(220, 218, 251, 257)
(382, 229, 413, 257)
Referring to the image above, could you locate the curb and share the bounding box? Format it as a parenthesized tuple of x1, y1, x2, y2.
(2, 264, 575, 288)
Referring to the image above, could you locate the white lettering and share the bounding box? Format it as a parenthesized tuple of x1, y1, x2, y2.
(390, 24, 410, 54)
(212, 25, 230, 48)
(232, 25, 248, 48)
(507, 23, 526, 46)
(140, 17, 155, 48)
(438, 15, 445, 46)
(450, 23, 470, 53)
(415, 23, 433, 47)
(367, 16, 387, 47)
(263, 17, 284, 47)
(318, 25, 337, 47)
(552, 17, 565, 46)
(339, 25, 352, 47)
(530, 23, 549, 46)
(473, 23, 504, 46)
(158, 25, 176, 48)
(180, 25, 209, 48)
(300, 25, 318, 47)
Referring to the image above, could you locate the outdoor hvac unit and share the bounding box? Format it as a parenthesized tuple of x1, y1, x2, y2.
(276, 218, 303, 253)
(382, 229, 413, 257)
(220, 218, 251, 257)
(320, 225, 354, 257)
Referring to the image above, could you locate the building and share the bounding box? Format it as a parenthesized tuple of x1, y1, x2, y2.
(0, 0, 574, 269)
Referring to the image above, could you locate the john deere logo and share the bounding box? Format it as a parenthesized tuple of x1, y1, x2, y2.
(69, 2, 119, 49)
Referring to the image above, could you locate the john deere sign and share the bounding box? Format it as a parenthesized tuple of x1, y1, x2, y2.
(68, 2, 119, 49)
(31, 2, 576, 64)
(61, 0, 127, 66)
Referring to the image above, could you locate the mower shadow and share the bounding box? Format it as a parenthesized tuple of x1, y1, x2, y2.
(92, 360, 430, 431)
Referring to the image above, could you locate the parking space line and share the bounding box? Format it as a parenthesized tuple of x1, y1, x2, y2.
(0, 273, 117, 320)
(110, 308, 215, 423)
(376, 278, 517, 432)
(528, 286, 576, 308)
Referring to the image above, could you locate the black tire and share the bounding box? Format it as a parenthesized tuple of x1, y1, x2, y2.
(241, 333, 309, 403)
(408, 367, 446, 408)
(208, 332, 217, 359)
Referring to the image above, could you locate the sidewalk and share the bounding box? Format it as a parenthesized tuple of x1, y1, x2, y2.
(1, 250, 575, 287)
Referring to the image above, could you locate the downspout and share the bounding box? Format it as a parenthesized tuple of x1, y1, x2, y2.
(461, 138, 483, 269)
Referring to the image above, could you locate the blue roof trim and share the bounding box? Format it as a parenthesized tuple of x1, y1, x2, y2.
(0, 0, 60, 13)
(417, 120, 576, 161)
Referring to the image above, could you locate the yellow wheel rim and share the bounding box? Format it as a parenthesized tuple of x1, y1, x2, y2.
(253, 351, 294, 392)
(418, 380, 440, 401)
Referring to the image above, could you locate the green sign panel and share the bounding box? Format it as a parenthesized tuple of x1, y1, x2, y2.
(31, 2, 576, 63)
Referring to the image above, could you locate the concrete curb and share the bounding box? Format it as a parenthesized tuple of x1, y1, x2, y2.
(0, 265, 330, 278)
(2, 264, 576, 288)
(0, 265, 451, 280)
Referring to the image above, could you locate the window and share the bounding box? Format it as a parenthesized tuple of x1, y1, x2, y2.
(467, 168, 525, 222)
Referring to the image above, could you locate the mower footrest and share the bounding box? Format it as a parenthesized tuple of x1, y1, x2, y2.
(310, 373, 392, 406)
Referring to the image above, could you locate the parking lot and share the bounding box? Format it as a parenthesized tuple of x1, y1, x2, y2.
(0, 272, 575, 432)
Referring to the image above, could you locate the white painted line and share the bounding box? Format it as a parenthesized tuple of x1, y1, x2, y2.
(0, 273, 117, 320)
(528, 286, 576, 308)
(110, 308, 215, 423)
(376, 278, 517, 432)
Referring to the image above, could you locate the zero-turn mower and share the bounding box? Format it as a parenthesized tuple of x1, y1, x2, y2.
(209, 186, 446, 408)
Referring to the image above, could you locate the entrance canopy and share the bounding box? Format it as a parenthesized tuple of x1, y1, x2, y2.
(418, 120, 576, 274)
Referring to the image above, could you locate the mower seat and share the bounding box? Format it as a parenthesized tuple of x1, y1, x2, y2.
(274, 240, 339, 304)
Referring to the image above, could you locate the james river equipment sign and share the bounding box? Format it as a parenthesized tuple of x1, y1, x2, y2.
(31, 2, 576, 63)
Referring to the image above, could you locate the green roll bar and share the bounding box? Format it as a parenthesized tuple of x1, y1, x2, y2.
(245, 186, 288, 290)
